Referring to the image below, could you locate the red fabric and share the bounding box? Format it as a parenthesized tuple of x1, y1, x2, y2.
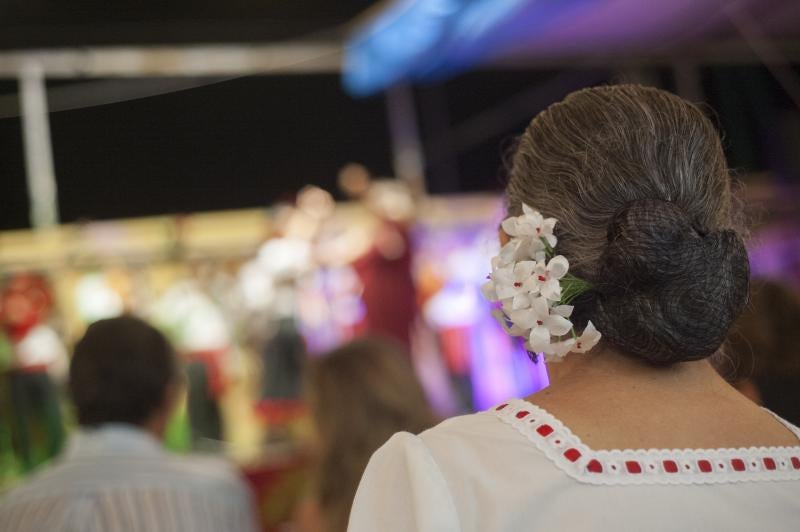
(439, 326, 471, 375)
(564, 448, 582, 462)
(697, 460, 713, 473)
(241, 454, 312, 532)
(587, 459, 603, 473)
(352, 221, 416, 349)
(187, 349, 227, 398)
(253, 400, 307, 425)
(515, 410, 529, 419)
(663, 460, 679, 473)
(625, 461, 642, 474)
(536, 424, 553, 437)
(731, 458, 746, 471)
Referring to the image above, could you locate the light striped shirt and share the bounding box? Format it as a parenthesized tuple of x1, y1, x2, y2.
(0, 424, 258, 532)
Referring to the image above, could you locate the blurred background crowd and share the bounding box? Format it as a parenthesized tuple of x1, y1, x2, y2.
(2, 1, 800, 531)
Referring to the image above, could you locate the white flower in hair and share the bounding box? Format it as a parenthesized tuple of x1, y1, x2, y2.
(509, 296, 572, 353)
(534, 256, 569, 301)
(501, 204, 558, 247)
(484, 203, 601, 361)
(572, 321, 602, 353)
(497, 238, 545, 267)
(490, 308, 526, 336)
(531, 319, 602, 361)
(482, 261, 539, 310)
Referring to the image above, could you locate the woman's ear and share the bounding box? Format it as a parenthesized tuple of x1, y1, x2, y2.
(498, 228, 511, 246)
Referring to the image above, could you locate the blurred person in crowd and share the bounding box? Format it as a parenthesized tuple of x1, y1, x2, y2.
(0, 315, 257, 532)
(349, 86, 800, 531)
(718, 279, 800, 425)
(242, 197, 317, 439)
(295, 337, 437, 532)
(151, 280, 232, 446)
(0, 274, 67, 474)
(354, 180, 418, 350)
(337, 164, 418, 350)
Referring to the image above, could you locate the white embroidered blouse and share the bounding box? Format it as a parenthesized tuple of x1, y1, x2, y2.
(348, 399, 800, 532)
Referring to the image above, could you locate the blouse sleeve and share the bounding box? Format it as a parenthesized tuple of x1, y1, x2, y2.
(347, 432, 461, 532)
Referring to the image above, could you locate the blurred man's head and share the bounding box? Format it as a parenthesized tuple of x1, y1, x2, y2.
(69, 315, 180, 436)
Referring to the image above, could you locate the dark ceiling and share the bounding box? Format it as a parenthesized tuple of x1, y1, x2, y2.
(0, 2, 797, 231)
(0, 0, 377, 49)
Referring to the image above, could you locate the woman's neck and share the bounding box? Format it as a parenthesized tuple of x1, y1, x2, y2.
(543, 348, 724, 394)
(526, 348, 800, 450)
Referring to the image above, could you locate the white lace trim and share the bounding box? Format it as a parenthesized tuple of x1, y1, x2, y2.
(492, 399, 800, 486)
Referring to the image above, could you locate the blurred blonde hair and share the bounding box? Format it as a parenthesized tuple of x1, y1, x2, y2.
(306, 337, 436, 532)
(721, 279, 800, 381)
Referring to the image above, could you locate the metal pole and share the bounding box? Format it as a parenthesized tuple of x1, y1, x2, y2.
(385, 84, 426, 196)
(19, 62, 59, 229)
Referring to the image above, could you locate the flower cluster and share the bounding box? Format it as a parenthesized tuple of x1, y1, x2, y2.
(482, 204, 601, 361)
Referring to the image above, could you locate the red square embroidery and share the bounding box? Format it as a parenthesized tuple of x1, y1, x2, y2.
(496, 403, 508, 411)
(662, 460, 679, 473)
(763, 458, 776, 470)
(731, 459, 746, 471)
(515, 410, 530, 419)
(536, 424, 554, 437)
(791, 457, 800, 469)
(563, 448, 581, 462)
(587, 459, 603, 473)
(625, 461, 642, 474)
(697, 460, 712, 473)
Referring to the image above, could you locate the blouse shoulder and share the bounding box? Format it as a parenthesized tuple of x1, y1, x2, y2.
(348, 431, 461, 532)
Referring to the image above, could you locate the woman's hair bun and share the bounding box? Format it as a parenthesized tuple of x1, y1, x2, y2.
(592, 199, 750, 364)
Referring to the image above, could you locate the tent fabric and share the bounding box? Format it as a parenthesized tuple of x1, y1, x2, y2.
(343, 0, 800, 96)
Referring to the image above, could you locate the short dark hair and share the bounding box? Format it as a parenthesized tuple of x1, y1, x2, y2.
(69, 315, 178, 427)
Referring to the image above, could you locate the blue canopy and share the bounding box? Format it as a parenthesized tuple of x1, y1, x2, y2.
(343, 0, 800, 96)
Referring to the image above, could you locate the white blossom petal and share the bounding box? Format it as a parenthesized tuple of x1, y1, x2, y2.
(573, 321, 602, 353)
(499, 239, 520, 263)
(527, 236, 546, 253)
(508, 308, 537, 330)
(514, 260, 536, 279)
(529, 326, 551, 353)
(517, 220, 539, 237)
(511, 294, 530, 310)
(553, 305, 574, 318)
(544, 314, 572, 336)
(540, 279, 561, 301)
(496, 284, 518, 300)
(544, 338, 575, 361)
(493, 266, 514, 285)
(480, 280, 497, 301)
(530, 295, 550, 319)
(521, 277, 540, 294)
(501, 217, 519, 237)
(547, 256, 569, 279)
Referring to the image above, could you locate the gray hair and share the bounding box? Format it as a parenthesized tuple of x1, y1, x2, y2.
(506, 85, 749, 365)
